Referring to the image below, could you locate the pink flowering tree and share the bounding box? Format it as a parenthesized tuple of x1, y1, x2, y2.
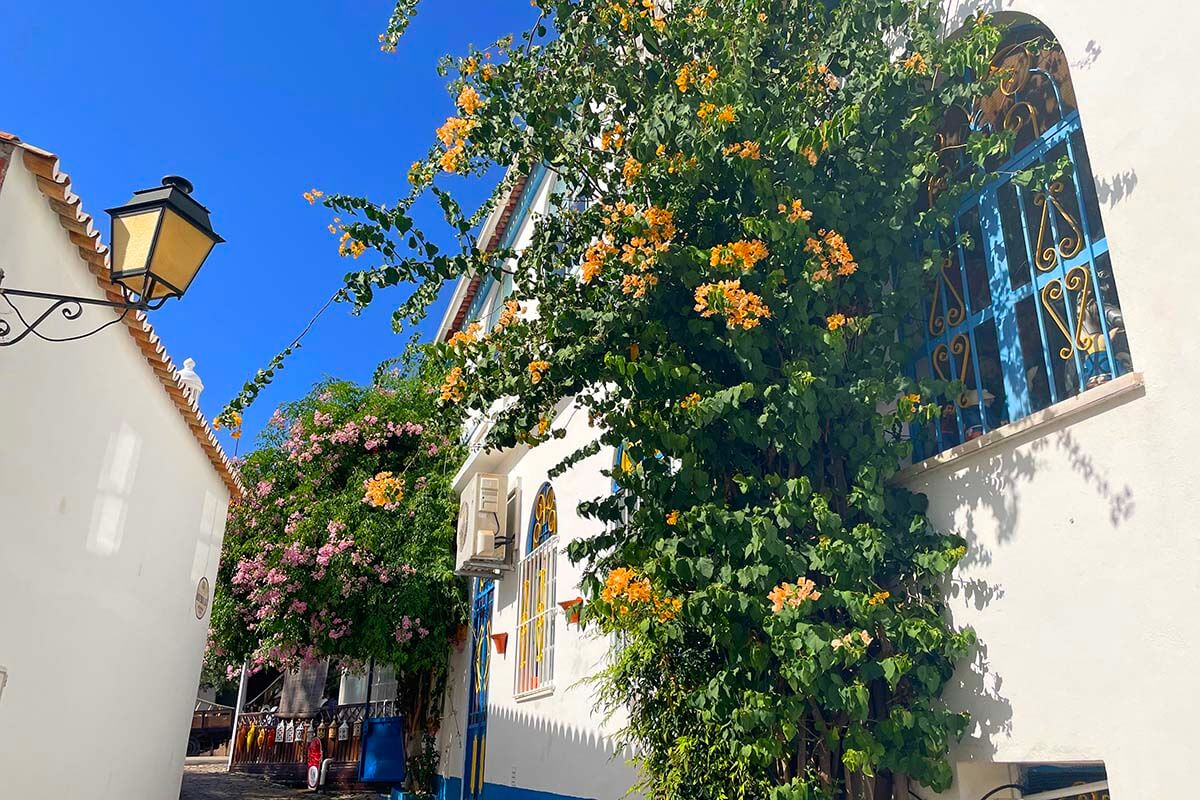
(206, 350, 466, 745)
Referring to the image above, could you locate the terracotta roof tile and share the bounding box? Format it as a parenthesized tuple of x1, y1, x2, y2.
(0, 130, 242, 496)
(444, 172, 529, 340)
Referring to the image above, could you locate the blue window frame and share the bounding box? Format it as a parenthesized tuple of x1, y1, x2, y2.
(462, 578, 494, 800)
(911, 26, 1134, 460)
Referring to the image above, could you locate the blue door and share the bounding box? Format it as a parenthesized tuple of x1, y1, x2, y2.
(462, 578, 494, 800)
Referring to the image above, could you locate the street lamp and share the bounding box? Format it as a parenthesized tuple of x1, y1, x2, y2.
(0, 175, 223, 346)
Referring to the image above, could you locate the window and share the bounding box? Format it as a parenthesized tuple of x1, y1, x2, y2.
(911, 24, 1133, 460)
(515, 481, 558, 697)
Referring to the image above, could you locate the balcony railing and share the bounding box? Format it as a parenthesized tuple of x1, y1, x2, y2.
(229, 699, 400, 784)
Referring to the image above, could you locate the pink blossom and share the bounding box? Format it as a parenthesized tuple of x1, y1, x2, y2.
(327, 520, 346, 536)
(329, 421, 360, 445)
(256, 480, 274, 497)
(289, 599, 308, 614)
(281, 544, 306, 566)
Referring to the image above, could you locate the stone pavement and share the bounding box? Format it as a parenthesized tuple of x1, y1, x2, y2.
(180, 761, 384, 800)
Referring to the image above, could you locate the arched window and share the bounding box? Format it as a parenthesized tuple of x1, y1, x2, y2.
(912, 22, 1133, 459)
(515, 482, 557, 697)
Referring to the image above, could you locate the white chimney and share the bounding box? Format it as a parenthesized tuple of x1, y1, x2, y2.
(178, 358, 204, 401)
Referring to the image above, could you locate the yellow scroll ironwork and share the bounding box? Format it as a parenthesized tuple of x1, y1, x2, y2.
(928, 255, 966, 336)
(1033, 182, 1084, 271)
(1040, 266, 1095, 360)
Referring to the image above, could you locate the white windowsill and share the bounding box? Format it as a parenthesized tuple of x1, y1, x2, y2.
(896, 371, 1145, 483)
(513, 685, 555, 703)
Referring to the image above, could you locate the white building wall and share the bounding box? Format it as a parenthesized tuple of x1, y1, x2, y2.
(442, 405, 637, 800)
(0, 153, 231, 799)
(437, 174, 638, 800)
(914, 3, 1200, 798)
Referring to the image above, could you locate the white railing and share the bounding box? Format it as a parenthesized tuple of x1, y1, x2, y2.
(515, 538, 557, 698)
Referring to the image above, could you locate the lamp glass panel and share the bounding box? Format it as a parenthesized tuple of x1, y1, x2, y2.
(146, 208, 216, 299)
(110, 208, 162, 276)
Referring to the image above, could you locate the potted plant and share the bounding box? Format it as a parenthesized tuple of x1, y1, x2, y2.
(392, 738, 440, 800)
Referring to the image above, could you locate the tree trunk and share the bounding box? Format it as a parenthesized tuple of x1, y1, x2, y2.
(872, 769, 894, 800)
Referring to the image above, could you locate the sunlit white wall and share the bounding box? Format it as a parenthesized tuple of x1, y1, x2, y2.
(914, 3, 1200, 798)
(439, 402, 638, 800)
(0, 151, 231, 799)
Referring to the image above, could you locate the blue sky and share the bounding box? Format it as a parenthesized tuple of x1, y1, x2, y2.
(1, 1, 534, 452)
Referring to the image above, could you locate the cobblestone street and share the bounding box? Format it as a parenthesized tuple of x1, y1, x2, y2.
(180, 761, 384, 800)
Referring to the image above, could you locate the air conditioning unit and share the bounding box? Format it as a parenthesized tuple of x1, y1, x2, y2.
(455, 472, 511, 576)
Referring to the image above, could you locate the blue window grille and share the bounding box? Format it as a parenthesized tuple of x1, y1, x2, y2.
(910, 27, 1134, 460)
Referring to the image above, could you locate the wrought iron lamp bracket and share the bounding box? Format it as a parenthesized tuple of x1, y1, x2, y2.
(0, 267, 167, 347)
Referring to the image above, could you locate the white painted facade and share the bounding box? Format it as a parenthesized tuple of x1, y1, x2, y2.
(436, 172, 638, 800)
(0, 147, 233, 798)
(916, 2, 1200, 798)
(434, 4, 1200, 799)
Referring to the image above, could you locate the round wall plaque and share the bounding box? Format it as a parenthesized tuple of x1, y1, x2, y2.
(195, 577, 210, 619)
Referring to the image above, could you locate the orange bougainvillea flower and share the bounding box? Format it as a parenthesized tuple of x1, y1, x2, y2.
(805, 228, 858, 281)
(440, 366, 465, 402)
(643, 206, 676, 245)
(694, 280, 771, 330)
(768, 578, 822, 613)
(621, 272, 659, 298)
(902, 51, 929, 75)
(600, 123, 626, 151)
(666, 510, 679, 526)
(528, 359, 551, 384)
(447, 322, 482, 349)
(582, 239, 616, 284)
(456, 85, 483, 115)
(435, 116, 478, 174)
(779, 199, 813, 222)
(723, 141, 761, 160)
(676, 63, 693, 93)
(303, 188, 324, 205)
(622, 157, 643, 185)
(495, 299, 520, 330)
(363, 471, 405, 510)
(710, 240, 769, 272)
(601, 566, 680, 622)
(826, 313, 850, 331)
